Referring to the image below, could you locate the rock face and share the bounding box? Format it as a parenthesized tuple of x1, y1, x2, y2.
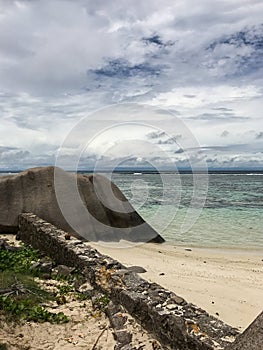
(226, 311, 263, 350)
(0, 166, 164, 243)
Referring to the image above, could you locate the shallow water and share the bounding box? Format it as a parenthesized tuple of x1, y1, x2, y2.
(111, 173, 263, 249)
(1, 171, 262, 249)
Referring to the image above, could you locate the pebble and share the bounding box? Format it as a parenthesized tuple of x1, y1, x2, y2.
(166, 304, 178, 311)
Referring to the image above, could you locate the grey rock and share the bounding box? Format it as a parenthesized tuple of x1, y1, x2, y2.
(29, 262, 41, 270)
(127, 266, 147, 273)
(226, 310, 263, 350)
(52, 264, 74, 276)
(106, 301, 123, 316)
(114, 344, 133, 350)
(0, 166, 164, 243)
(113, 330, 132, 345)
(109, 313, 128, 330)
(170, 295, 186, 305)
(0, 239, 22, 251)
(40, 261, 53, 273)
(166, 304, 178, 311)
(78, 282, 93, 293)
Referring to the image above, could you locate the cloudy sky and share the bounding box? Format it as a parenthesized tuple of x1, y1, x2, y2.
(0, 0, 262, 170)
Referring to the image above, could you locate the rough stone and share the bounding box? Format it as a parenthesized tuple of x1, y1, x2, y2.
(113, 330, 132, 345)
(0, 238, 22, 252)
(39, 261, 53, 273)
(166, 304, 178, 311)
(52, 264, 74, 276)
(0, 166, 164, 243)
(114, 344, 133, 350)
(18, 213, 244, 350)
(226, 311, 263, 350)
(127, 266, 147, 273)
(29, 261, 41, 270)
(78, 282, 93, 293)
(110, 313, 128, 330)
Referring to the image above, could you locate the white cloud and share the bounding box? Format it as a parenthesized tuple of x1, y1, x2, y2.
(0, 0, 262, 169)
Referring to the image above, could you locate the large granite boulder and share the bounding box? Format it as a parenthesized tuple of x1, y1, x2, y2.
(0, 166, 164, 243)
(226, 311, 263, 350)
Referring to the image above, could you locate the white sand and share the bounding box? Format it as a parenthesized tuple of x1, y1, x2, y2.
(89, 241, 263, 331)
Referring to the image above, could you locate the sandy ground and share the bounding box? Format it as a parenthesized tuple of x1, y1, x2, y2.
(1, 234, 262, 348)
(0, 234, 162, 350)
(89, 241, 263, 331)
(0, 298, 161, 350)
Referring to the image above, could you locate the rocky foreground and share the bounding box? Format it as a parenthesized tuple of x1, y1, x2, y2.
(0, 234, 163, 350)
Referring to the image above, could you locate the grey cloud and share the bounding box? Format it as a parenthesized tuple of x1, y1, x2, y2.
(146, 130, 182, 147)
(206, 24, 263, 77)
(184, 95, 196, 98)
(0, 146, 17, 153)
(157, 137, 178, 145)
(189, 112, 249, 122)
(201, 144, 248, 152)
(174, 148, 184, 154)
(91, 59, 162, 79)
(256, 132, 263, 139)
(221, 130, 229, 137)
(0, 148, 30, 164)
(0, 146, 57, 170)
(142, 34, 174, 49)
(0, 0, 262, 98)
(212, 107, 233, 112)
(0, 0, 262, 169)
(147, 131, 166, 139)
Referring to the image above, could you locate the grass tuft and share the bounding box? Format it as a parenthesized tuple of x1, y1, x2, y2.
(0, 245, 69, 324)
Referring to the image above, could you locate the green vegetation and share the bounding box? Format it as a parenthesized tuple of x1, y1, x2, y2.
(57, 284, 74, 295)
(0, 245, 40, 274)
(94, 295, 110, 311)
(0, 241, 99, 325)
(0, 343, 8, 350)
(0, 293, 69, 323)
(0, 245, 69, 323)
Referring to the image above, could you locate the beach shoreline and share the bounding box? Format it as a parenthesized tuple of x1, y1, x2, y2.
(89, 241, 263, 331)
(2, 232, 262, 332)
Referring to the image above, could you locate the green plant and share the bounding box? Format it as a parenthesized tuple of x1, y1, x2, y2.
(0, 246, 40, 273)
(0, 243, 70, 324)
(0, 294, 69, 323)
(0, 343, 8, 350)
(94, 295, 110, 311)
(58, 284, 73, 295)
(74, 291, 91, 301)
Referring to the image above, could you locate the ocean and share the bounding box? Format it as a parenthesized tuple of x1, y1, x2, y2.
(110, 172, 263, 249)
(1, 171, 262, 249)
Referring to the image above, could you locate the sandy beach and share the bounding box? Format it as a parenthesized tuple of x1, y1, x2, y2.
(89, 241, 263, 331)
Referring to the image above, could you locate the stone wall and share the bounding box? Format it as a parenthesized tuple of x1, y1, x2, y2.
(18, 213, 240, 350)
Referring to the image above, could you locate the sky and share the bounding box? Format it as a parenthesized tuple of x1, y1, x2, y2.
(0, 0, 263, 170)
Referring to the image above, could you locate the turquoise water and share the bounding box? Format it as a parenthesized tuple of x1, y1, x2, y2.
(1, 171, 262, 249)
(111, 173, 263, 249)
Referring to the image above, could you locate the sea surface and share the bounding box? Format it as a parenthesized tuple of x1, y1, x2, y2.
(1, 171, 262, 249)
(110, 172, 263, 249)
